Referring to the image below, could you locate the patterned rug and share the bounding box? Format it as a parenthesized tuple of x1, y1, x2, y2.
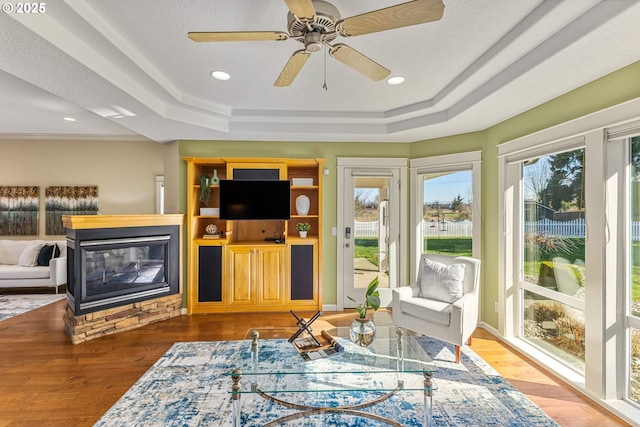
(95, 336, 559, 427)
(0, 293, 65, 322)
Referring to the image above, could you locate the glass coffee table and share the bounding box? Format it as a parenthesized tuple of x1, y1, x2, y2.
(227, 326, 437, 426)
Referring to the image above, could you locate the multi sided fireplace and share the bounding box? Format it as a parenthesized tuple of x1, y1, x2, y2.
(66, 221, 180, 316)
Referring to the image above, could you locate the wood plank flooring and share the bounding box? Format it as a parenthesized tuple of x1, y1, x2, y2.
(0, 300, 630, 427)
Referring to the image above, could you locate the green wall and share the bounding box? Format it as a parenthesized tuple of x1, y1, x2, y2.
(179, 60, 640, 329)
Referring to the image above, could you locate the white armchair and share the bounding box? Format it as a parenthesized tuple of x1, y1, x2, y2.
(392, 253, 481, 363)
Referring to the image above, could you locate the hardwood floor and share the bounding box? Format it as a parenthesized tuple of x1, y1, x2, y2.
(0, 300, 630, 427)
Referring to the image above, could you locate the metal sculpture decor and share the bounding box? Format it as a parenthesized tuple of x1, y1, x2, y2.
(45, 186, 98, 235)
(0, 186, 39, 235)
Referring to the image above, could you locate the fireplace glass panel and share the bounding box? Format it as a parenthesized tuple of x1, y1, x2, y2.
(82, 237, 168, 298)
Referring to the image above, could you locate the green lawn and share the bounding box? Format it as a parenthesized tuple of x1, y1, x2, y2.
(424, 237, 472, 257)
(355, 238, 379, 266)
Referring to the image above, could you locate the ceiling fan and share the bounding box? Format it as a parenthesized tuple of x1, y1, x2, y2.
(188, 0, 445, 87)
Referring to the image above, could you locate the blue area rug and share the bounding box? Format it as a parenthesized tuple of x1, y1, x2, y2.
(95, 336, 559, 426)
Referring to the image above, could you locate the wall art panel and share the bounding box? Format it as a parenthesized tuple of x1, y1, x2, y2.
(46, 186, 98, 235)
(0, 186, 39, 235)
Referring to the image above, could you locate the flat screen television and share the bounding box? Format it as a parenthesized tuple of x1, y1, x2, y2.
(219, 180, 291, 220)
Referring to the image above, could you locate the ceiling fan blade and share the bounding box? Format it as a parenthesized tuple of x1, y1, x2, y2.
(337, 0, 444, 37)
(283, 0, 316, 20)
(188, 31, 289, 42)
(329, 44, 390, 81)
(274, 50, 311, 87)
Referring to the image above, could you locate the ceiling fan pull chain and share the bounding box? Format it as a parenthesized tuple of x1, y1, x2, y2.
(322, 47, 328, 90)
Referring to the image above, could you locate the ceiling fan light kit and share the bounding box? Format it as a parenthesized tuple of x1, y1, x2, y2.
(188, 0, 444, 87)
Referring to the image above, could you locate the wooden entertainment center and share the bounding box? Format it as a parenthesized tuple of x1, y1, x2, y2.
(184, 157, 324, 314)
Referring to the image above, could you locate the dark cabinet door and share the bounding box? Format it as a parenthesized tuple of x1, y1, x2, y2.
(290, 244, 314, 300)
(198, 245, 222, 302)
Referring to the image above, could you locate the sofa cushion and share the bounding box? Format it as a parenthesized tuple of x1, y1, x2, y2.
(0, 240, 33, 265)
(419, 258, 466, 303)
(399, 297, 452, 326)
(0, 265, 50, 279)
(18, 241, 44, 267)
(37, 244, 61, 266)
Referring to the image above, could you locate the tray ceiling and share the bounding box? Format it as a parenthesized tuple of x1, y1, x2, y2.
(0, 0, 639, 143)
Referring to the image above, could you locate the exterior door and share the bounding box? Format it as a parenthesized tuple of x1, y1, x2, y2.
(337, 158, 406, 310)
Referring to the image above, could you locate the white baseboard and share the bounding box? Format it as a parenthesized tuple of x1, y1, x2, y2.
(322, 304, 338, 312)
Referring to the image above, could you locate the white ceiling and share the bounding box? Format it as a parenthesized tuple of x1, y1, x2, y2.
(0, 0, 639, 144)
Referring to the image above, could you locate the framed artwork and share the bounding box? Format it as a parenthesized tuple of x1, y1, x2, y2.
(0, 186, 39, 236)
(45, 186, 98, 235)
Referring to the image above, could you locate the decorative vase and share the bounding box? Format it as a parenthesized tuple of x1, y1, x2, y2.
(199, 175, 211, 205)
(211, 169, 220, 185)
(349, 317, 376, 347)
(295, 195, 310, 215)
(299, 231, 307, 238)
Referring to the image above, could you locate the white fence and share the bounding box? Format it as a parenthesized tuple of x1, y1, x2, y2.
(354, 219, 474, 238)
(523, 218, 585, 238)
(354, 218, 596, 239)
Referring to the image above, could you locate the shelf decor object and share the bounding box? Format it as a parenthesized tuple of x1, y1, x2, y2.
(199, 175, 211, 206)
(200, 208, 219, 216)
(296, 222, 310, 238)
(295, 194, 310, 215)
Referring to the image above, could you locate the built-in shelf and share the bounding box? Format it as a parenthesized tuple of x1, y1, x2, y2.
(184, 157, 324, 314)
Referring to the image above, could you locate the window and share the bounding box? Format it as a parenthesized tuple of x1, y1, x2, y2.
(410, 152, 481, 280)
(422, 170, 473, 256)
(521, 149, 586, 372)
(499, 100, 640, 422)
(627, 136, 640, 405)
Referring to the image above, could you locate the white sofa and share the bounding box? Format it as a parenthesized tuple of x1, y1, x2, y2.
(0, 240, 67, 293)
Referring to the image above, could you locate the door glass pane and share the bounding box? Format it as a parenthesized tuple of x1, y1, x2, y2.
(353, 178, 390, 290)
(628, 136, 640, 404)
(521, 149, 586, 371)
(422, 171, 473, 256)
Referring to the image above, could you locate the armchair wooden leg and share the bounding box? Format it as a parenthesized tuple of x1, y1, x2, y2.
(455, 345, 461, 364)
(467, 336, 472, 346)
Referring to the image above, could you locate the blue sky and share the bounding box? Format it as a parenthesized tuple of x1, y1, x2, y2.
(356, 170, 473, 205)
(423, 171, 473, 204)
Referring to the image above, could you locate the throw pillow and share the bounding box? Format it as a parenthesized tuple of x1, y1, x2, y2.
(37, 244, 61, 266)
(0, 241, 34, 265)
(419, 258, 466, 303)
(18, 241, 44, 267)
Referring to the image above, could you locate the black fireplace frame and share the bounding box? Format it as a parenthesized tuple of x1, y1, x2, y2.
(66, 224, 180, 315)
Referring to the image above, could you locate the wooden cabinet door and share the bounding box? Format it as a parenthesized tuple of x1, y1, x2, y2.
(256, 246, 285, 306)
(227, 246, 254, 306)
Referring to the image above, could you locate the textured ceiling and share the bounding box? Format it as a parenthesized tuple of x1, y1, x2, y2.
(0, 0, 639, 144)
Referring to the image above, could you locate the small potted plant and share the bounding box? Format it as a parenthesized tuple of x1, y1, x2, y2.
(347, 277, 380, 346)
(296, 222, 311, 238)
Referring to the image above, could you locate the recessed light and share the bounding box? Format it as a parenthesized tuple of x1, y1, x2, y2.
(211, 70, 231, 81)
(63, 117, 76, 122)
(387, 76, 405, 86)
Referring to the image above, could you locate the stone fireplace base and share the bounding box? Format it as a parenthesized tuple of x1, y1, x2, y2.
(63, 294, 183, 344)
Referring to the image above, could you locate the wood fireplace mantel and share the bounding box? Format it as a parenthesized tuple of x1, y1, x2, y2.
(62, 214, 184, 230)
